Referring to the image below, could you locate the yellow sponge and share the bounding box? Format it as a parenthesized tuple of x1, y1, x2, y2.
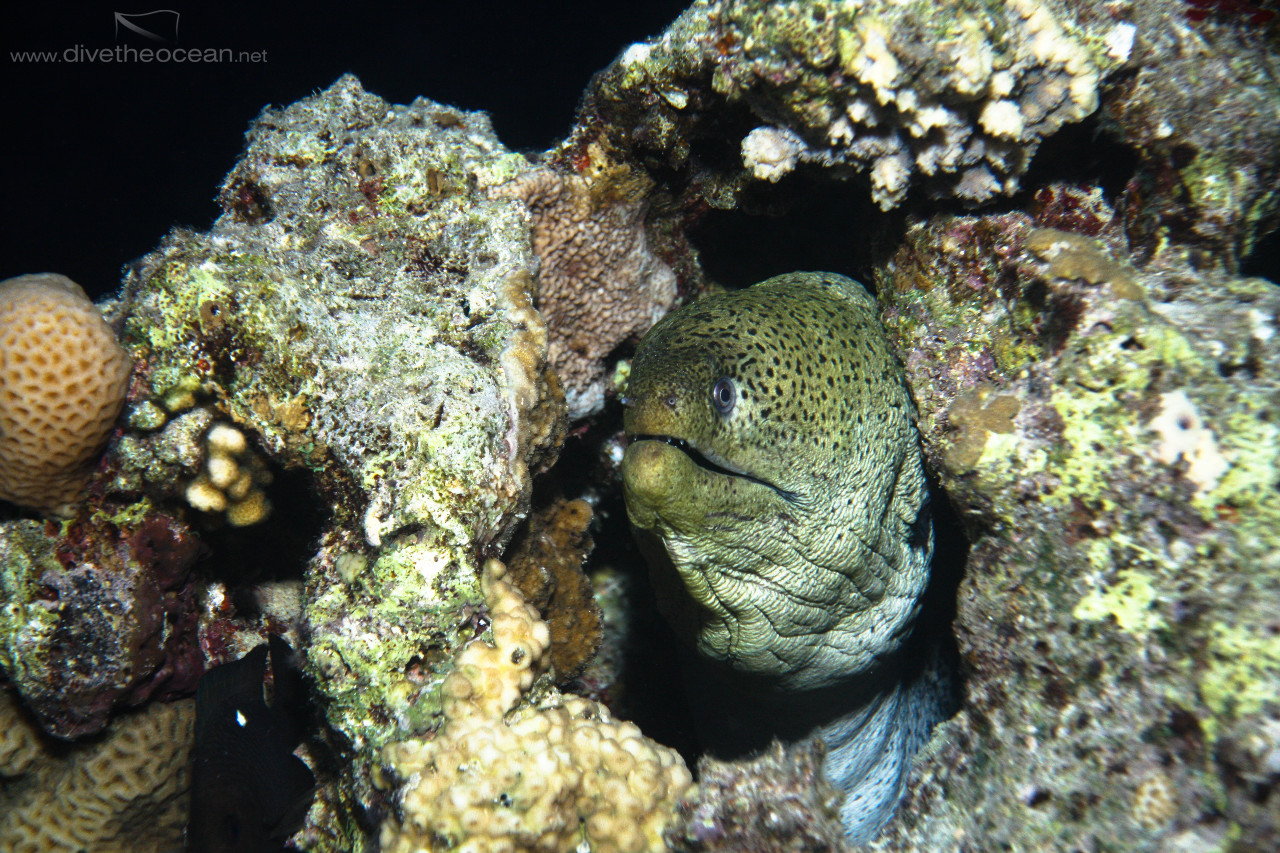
(0, 273, 132, 515)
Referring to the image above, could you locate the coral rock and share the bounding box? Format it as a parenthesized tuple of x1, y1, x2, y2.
(0, 692, 195, 853)
(0, 512, 205, 738)
(114, 75, 569, 764)
(0, 273, 132, 515)
(573, 0, 1120, 209)
(870, 195, 1280, 850)
(666, 740, 848, 853)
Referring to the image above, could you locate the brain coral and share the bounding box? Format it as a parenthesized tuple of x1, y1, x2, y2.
(0, 695, 195, 853)
(0, 273, 132, 515)
(380, 558, 692, 853)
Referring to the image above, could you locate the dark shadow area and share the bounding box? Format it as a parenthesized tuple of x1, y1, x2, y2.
(689, 176, 905, 292)
(200, 465, 329, 594)
(1244, 227, 1280, 280)
(3, 1, 688, 300)
(1016, 115, 1140, 202)
(537, 411, 701, 762)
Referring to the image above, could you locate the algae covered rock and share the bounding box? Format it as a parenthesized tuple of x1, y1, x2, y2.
(869, 194, 1280, 850)
(109, 75, 569, 845)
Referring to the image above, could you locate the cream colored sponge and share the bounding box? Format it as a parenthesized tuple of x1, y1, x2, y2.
(0, 273, 132, 514)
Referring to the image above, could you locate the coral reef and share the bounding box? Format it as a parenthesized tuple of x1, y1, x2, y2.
(0, 689, 195, 853)
(570, 0, 1127, 209)
(0, 512, 204, 738)
(0, 273, 132, 515)
(867, 194, 1280, 850)
(666, 740, 847, 853)
(491, 164, 677, 418)
(113, 75, 568, 768)
(379, 558, 691, 853)
(83, 74, 577, 849)
(503, 495, 603, 682)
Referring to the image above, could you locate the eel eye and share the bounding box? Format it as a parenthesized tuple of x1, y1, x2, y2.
(711, 377, 736, 416)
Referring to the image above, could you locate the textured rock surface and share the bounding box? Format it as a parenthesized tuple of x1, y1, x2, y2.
(1103, 2, 1280, 268)
(0, 513, 204, 738)
(667, 740, 847, 853)
(867, 195, 1280, 850)
(107, 75, 568, 848)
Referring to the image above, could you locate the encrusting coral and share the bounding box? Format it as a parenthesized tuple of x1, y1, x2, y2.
(379, 558, 692, 853)
(503, 495, 603, 683)
(0, 689, 195, 853)
(0, 273, 132, 515)
(491, 164, 676, 419)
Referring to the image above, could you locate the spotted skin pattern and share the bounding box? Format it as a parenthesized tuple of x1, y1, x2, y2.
(622, 272, 943, 841)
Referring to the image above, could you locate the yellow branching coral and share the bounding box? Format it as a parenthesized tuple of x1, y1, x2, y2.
(184, 423, 273, 526)
(380, 559, 692, 853)
(0, 273, 132, 515)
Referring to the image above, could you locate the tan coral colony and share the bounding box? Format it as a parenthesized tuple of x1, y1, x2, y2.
(0, 273, 132, 515)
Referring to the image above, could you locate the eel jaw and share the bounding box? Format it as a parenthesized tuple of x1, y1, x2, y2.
(628, 434, 799, 502)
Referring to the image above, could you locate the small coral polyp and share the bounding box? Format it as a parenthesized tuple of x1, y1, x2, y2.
(184, 423, 272, 526)
(380, 559, 691, 853)
(0, 273, 132, 515)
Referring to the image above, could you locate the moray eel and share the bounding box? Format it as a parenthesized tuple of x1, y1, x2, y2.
(622, 271, 947, 841)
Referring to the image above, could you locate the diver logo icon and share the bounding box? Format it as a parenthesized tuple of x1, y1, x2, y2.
(113, 10, 179, 43)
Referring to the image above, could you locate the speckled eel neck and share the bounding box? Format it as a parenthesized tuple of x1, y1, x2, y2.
(622, 272, 947, 841)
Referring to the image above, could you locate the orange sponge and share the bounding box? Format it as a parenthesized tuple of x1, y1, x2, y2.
(0, 273, 132, 515)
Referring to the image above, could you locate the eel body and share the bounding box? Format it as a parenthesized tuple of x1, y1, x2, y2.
(622, 271, 948, 841)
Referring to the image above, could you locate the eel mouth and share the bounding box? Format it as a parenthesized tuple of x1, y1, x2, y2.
(629, 434, 799, 502)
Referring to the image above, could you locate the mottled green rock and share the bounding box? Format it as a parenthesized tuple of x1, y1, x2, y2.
(114, 75, 567, 850)
(870, 198, 1280, 851)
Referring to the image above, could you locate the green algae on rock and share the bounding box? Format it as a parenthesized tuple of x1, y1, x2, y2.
(109, 75, 568, 849)
(869, 197, 1280, 851)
